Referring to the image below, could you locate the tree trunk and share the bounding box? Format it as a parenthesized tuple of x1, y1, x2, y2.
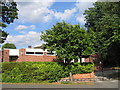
(80, 57, 82, 63)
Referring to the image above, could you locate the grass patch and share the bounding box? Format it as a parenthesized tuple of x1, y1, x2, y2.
(61, 81, 72, 84)
(1, 81, 95, 85)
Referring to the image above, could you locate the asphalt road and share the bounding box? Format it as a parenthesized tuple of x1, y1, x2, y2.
(1, 80, 119, 90)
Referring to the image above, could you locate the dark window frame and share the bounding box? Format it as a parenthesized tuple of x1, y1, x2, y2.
(35, 52, 43, 55)
(26, 52, 34, 54)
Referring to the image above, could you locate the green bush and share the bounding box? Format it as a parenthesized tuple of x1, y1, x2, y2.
(2, 62, 94, 83)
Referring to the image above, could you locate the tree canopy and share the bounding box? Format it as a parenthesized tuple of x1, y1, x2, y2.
(41, 21, 95, 64)
(2, 43, 16, 49)
(84, 2, 120, 66)
(0, 0, 18, 43)
(0, 30, 8, 43)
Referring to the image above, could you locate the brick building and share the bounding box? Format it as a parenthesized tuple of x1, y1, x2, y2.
(2, 48, 56, 62)
(1, 47, 96, 63)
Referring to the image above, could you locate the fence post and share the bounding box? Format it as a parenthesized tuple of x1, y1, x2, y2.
(70, 72, 73, 82)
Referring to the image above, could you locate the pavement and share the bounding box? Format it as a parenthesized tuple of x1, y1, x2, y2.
(1, 80, 119, 89)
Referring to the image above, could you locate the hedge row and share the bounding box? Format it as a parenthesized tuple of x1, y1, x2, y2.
(1, 62, 94, 83)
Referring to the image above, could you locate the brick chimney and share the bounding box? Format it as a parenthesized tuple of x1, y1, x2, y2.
(28, 46, 32, 48)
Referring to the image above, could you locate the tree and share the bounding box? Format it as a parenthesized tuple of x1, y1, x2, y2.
(40, 21, 95, 64)
(2, 43, 16, 49)
(0, 0, 18, 43)
(84, 2, 120, 66)
(0, 30, 8, 43)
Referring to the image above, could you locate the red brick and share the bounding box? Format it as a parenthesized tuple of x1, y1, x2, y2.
(73, 72, 94, 79)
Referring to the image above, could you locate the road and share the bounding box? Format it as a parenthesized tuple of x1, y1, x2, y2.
(1, 80, 119, 90)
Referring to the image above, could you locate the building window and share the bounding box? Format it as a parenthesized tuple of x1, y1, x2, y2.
(26, 52, 44, 56)
(26, 52, 34, 54)
(10, 56, 18, 62)
(35, 52, 43, 55)
(47, 52, 55, 56)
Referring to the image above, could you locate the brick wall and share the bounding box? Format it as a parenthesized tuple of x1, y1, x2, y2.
(73, 72, 94, 79)
(17, 49, 56, 62)
(84, 56, 93, 62)
(91, 54, 101, 71)
(2, 48, 95, 63)
(59, 72, 94, 82)
(3, 49, 9, 62)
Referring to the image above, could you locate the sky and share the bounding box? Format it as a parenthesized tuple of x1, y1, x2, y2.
(3, 0, 97, 49)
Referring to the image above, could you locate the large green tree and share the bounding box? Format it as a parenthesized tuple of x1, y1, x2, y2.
(84, 2, 120, 66)
(41, 21, 95, 64)
(0, 0, 18, 43)
(2, 43, 16, 49)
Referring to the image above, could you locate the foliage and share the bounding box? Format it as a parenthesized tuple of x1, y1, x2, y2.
(2, 43, 16, 49)
(62, 62, 94, 75)
(40, 21, 95, 64)
(0, 0, 18, 25)
(2, 62, 94, 83)
(84, 2, 120, 66)
(0, 30, 8, 43)
(0, 0, 18, 43)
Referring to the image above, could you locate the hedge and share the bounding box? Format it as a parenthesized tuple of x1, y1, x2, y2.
(1, 62, 94, 83)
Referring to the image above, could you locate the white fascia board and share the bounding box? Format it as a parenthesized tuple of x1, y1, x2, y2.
(9, 49, 19, 56)
(26, 48, 47, 52)
(82, 58, 85, 62)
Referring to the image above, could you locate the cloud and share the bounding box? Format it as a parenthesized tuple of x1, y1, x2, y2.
(76, 15, 86, 24)
(19, 31, 26, 34)
(30, 25, 36, 30)
(75, 1, 95, 24)
(15, 25, 36, 30)
(5, 31, 43, 48)
(54, 8, 77, 20)
(15, 25, 28, 30)
(43, 15, 53, 22)
(15, 0, 55, 3)
(16, 1, 96, 24)
(16, 1, 78, 23)
(76, 0, 97, 2)
(17, 1, 55, 23)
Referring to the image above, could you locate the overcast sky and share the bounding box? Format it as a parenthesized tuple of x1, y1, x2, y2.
(3, 0, 97, 49)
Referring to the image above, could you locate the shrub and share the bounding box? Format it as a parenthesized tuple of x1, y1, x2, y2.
(2, 62, 94, 83)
